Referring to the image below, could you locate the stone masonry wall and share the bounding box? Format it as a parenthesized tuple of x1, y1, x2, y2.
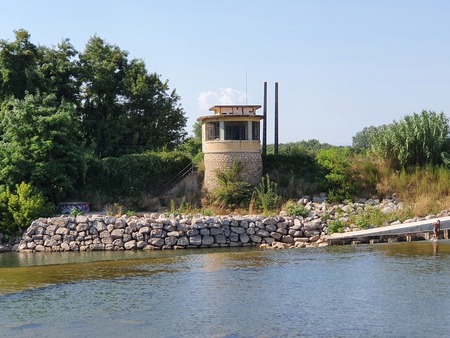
(204, 152, 262, 192)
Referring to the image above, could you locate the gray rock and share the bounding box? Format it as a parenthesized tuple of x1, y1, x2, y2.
(111, 229, 125, 239)
(75, 215, 88, 223)
(282, 235, 294, 244)
(240, 234, 250, 243)
(200, 229, 210, 236)
(76, 223, 89, 232)
(148, 238, 164, 247)
(202, 235, 214, 246)
(165, 236, 178, 246)
(189, 235, 202, 246)
(250, 235, 262, 243)
(231, 226, 246, 234)
(90, 243, 105, 251)
(176, 237, 189, 246)
(214, 234, 227, 244)
(112, 239, 124, 247)
(265, 224, 277, 232)
(94, 221, 107, 232)
(138, 226, 150, 235)
(136, 241, 146, 249)
(56, 227, 69, 235)
(256, 229, 270, 237)
(124, 240, 136, 250)
(270, 232, 283, 241)
(115, 218, 126, 229)
(186, 229, 199, 237)
(210, 227, 223, 236)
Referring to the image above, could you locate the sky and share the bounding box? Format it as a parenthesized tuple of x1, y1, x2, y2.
(2, 0, 450, 146)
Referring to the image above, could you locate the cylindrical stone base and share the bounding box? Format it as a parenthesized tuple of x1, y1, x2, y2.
(203, 152, 263, 192)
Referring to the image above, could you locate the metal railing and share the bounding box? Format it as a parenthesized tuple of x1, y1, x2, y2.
(157, 162, 195, 196)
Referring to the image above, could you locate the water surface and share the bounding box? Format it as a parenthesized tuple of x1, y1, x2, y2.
(1, 241, 450, 337)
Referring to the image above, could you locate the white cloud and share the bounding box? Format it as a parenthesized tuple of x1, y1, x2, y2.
(198, 87, 248, 111)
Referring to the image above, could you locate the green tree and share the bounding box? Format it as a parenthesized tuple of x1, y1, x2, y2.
(371, 110, 450, 168)
(0, 29, 41, 100)
(78, 36, 187, 157)
(352, 125, 379, 151)
(0, 93, 86, 202)
(37, 39, 80, 104)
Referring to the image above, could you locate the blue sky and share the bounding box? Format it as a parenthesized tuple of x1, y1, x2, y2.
(2, 0, 450, 145)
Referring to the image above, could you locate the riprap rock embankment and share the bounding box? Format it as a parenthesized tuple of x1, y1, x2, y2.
(16, 213, 329, 252)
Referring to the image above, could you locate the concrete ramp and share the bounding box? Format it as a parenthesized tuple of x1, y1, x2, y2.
(328, 216, 450, 245)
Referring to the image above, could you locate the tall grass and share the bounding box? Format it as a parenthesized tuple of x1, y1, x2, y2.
(367, 162, 450, 217)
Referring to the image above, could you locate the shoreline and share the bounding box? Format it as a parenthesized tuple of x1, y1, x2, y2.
(1, 196, 447, 253)
(5, 213, 328, 254)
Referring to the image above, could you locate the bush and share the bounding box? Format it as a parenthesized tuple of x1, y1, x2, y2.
(283, 200, 310, 217)
(263, 152, 322, 198)
(0, 182, 54, 240)
(213, 161, 252, 209)
(327, 220, 347, 234)
(316, 147, 358, 202)
(251, 174, 281, 213)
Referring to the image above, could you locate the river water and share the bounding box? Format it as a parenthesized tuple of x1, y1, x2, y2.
(1, 241, 450, 338)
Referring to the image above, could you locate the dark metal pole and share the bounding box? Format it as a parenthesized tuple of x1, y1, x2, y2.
(262, 82, 267, 156)
(274, 82, 279, 155)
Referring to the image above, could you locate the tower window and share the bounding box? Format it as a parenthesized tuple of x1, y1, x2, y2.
(225, 121, 248, 140)
(205, 122, 220, 140)
(252, 122, 260, 141)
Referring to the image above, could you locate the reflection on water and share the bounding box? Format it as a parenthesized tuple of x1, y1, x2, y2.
(1, 242, 450, 337)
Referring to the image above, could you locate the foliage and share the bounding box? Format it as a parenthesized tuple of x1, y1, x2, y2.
(168, 197, 192, 216)
(375, 164, 450, 217)
(263, 152, 323, 198)
(201, 209, 214, 216)
(0, 182, 54, 239)
(78, 36, 187, 157)
(251, 174, 281, 213)
(178, 137, 202, 158)
(352, 207, 386, 229)
(1, 30, 187, 160)
(266, 139, 334, 156)
(0, 93, 87, 202)
(105, 203, 124, 217)
(84, 151, 191, 209)
(326, 220, 347, 234)
(316, 147, 358, 202)
(70, 208, 85, 217)
(213, 161, 252, 209)
(370, 110, 450, 169)
(352, 126, 379, 152)
(282, 200, 310, 217)
(0, 29, 41, 100)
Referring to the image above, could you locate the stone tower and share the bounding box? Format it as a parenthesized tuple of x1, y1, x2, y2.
(197, 105, 263, 192)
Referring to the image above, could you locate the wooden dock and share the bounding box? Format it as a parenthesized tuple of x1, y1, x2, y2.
(328, 217, 450, 245)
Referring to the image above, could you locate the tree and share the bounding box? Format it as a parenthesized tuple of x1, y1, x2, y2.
(0, 29, 41, 100)
(352, 126, 379, 151)
(37, 39, 80, 104)
(0, 93, 86, 202)
(78, 36, 187, 157)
